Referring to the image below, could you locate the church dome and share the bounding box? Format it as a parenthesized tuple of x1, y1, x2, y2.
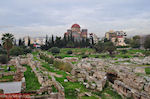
(71, 24, 80, 28)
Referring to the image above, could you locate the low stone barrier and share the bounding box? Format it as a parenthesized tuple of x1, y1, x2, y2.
(51, 76, 65, 96)
(0, 71, 15, 78)
(113, 80, 150, 99)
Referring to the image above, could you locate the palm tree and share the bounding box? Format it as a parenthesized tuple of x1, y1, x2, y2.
(1, 33, 14, 58)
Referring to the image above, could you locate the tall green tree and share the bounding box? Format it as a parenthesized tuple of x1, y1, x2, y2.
(45, 35, 48, 46)
(104, 41, 116, 55)
(1, 33, 14, 58)
(51, 35, 54, 47)
(144, 36, 150, 49)
(28, 37, 31, 46)
(18, 38, 25, 46)
(130, 35, 141, 48)
(94, 41, 104, 53)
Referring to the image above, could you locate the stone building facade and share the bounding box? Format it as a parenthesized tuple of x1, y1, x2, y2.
(64, 24, 88, 41)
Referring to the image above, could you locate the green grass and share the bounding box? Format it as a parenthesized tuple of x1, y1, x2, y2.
(47, 48, 150, 59)
(0, 65, 16, 72)
(47, 48, 95, 59)
(0, 75, 14, 82)
(52, 85, 58, 92)
(145, 67, 150, 74)
(92, 82, 122, 99)
(23, 64, 41, 91)
(100, 87, 122, 99)
(55, 76, 91, 99)
(81, 96, 98, 99)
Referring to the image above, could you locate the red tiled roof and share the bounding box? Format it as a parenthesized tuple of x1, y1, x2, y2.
(71, 24, 80, 28)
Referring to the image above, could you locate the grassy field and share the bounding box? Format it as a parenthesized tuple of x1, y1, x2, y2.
(0, 65, 16, 72)
(23, 64, 41, 91)
(0, 65, 16, 82)
(145, 67, 150, 74)
(0, 75, 14, 82)
(46, 48, 150, 59)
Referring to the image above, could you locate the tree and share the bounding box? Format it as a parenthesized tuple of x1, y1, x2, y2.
(51, 35, 54, 47)
(55, 36, 62, 48)
(45, 35, 48, 46)
(28, 37, 31, 46)
(124, 38, 131, 44)
(130, 35, 141, 48)
(10, 46, 24, 56)
(18, 38, 25, 46)
(144, 36, 150, 49)
(94, 41, 104, 53)
(14, 39, 17, 46)
(67, 41, 74, 48)
(51, 47, 60, 54)
(104, 41, 116, 55)
(1, 33, 14, 58)
(91, 36, 94, 45)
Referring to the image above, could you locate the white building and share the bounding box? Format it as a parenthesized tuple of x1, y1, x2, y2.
(24, 36, 45, 46)
(89, 33, 99, 44)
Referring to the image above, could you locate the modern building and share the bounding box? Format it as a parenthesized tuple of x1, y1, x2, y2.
(64, 24, 88, 41)
(24, 36, 45, 47)
(105, 30, 127, 46)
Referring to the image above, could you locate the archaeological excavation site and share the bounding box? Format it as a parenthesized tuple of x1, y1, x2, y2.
(0, 48, 150, 99)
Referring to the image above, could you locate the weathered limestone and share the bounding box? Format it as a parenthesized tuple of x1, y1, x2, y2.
(134, 67, 146, 74)
(113, 80, 132, 98)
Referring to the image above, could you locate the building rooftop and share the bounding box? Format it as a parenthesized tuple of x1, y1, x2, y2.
(0, 81, 22, 93)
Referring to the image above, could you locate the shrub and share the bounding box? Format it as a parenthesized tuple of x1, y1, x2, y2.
(121, 50, 128, 54)
(123, 55, 129, 58)
(145, 67, 150, 74)
(53, 60, 72, 72)
(95, 55, 99, 58)
(82, 55, 88, 58)
(55, 56, 62, 59)
(0, 48, 7, 54)
(10, 47, 24, 56)
(67, 50, 73, 54)
(23, 48, 32, 54)
(143, 51, 150, 56)
(101, 55, 106, 58)
(0, 55, 8, 64)
(50, 47, 60, 54)
(39, 53, 54, 64)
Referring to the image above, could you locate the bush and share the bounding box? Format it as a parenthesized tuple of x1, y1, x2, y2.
(121, 50, 128, 54)
(145, 67, 150, 74)
(67, 50, 73, 54)
(82, 55, 88, 58)
(0, 48, 7, 54)
(95, 55, 99, 58)
(39, 53, 54, 64)
(123, 55, 129, 58)
(101, 55, 106, 58)
(10, 47, 24, 56)
(55, 56, 62, 59)
(143, 51, 150, 56)
(0, 55, 8, 64)
(23, 48, 32, 54)
(53, 60, 72, 72)
(50, 47, 60, 54)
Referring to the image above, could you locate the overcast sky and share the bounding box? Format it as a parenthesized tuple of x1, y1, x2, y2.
(0, 0, 150, 39)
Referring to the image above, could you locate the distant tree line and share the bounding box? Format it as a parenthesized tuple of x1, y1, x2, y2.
(41, 34, 91, 50)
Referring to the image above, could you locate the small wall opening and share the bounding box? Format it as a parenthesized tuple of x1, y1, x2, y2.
(106, 72, 118, 84)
